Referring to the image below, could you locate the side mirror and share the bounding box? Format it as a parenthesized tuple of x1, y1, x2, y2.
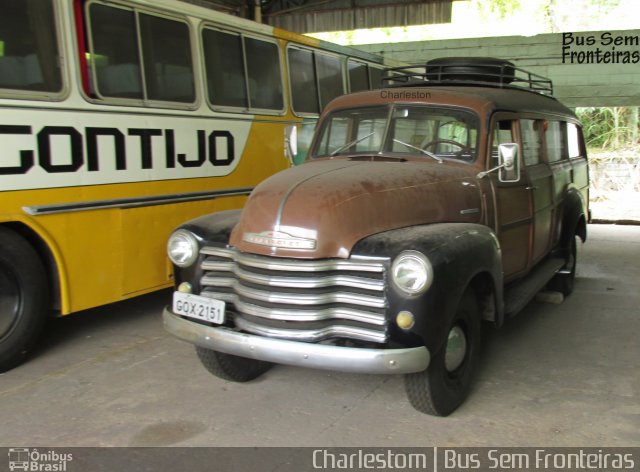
(498, 143, 520, 182)
(284, 125, 298, 165)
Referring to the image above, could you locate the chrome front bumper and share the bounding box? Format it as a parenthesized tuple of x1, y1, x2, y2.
(163, 308, 430, 375)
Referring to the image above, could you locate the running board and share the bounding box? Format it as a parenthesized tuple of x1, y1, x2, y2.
(504, 257, 566, 317)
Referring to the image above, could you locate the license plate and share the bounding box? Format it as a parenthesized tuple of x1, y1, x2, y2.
(172, 292, 225, 324)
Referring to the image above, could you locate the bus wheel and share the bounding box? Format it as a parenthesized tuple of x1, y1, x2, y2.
(0, 227, 49, 372)
(196, 346, 272, 382)
(404, 289, 481, 416)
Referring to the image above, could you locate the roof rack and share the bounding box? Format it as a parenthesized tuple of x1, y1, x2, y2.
(382, 57, 554, 96)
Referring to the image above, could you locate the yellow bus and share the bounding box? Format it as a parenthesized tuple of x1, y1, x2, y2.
(0, 0, 390, 371)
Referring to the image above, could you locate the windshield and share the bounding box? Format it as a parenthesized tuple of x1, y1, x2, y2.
(312, 105, 479, 162)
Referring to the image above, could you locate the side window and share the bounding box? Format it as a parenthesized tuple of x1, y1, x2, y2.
(245, 37, 283, 110)
(491, 120, 515, 166)
(0, 0, 62, 93)
(545, 121, 566, 162)
(89, 4, 142, 99)
(202, 29, 246, 108)
(520, 119, 542, 166)
(202, 29, 283, 112)
(316, 54, 344, 109)
(567, 123, 583, 158)
(288, 47, 344, 114)
(88, 3, 195, 103)
(369, 67, 383, 89)
(288, 47, 319, 114)
(348, 60, 369, 92)
(139, 13, 194, 102)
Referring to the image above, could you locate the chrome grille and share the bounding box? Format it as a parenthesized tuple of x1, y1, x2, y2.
(198, 247, 389, 343)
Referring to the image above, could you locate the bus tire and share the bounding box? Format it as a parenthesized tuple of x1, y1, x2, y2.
(196, 346, 272, 382)
(0, 227, 49, 372)
(404, 289, 481, 416)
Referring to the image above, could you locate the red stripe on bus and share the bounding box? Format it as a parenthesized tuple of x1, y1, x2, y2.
(74, 0, 90, 95)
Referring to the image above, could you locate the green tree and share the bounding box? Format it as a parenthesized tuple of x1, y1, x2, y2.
(577, 107, 640, 149)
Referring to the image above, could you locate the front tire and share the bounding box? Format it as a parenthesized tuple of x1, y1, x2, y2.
(404, 289, 481, 416)
(0, 227, 49, 372)
(196, 346, 272, 382)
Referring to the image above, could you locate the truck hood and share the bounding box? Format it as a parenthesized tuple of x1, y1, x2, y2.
(229, 159, 483, 259)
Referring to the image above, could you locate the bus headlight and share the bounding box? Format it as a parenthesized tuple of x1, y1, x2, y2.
(391, 251, 433, 296)
(167, 230, 199, 267)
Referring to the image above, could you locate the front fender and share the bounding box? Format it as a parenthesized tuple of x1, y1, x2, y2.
(172, 209, 242, 289)
(352, 223, 503, 355)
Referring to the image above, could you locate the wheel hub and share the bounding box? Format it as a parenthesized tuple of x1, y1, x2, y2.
(445, 325, 467, 372)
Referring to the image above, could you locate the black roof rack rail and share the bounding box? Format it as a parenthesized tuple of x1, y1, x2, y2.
(382, 57, 554, 96)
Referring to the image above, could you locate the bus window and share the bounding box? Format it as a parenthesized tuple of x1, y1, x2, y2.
(202, 29, 247, 108)
(203, 29, 283, 112)
(369, 67, 383, 89)
(245, 37, 283, 111)
(87, 3, 195, 103)
(288, 47, 319, 114)
(0, 0, 62, 93)
(348, 60, 369, 92)
(139, 13, 195, 103)
(316, 53, 343, 109)
(89, 4, 142, 99)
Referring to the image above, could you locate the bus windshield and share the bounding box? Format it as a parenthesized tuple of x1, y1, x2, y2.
(313, 105, 479, 162)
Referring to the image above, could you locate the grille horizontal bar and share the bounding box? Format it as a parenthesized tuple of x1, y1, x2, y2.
(200, 264, 385, 291)
(198, 246, 389, 343)
(199, 291, 386, 325)
(201, 247, 386, 273)
(235, 316, 387, 344)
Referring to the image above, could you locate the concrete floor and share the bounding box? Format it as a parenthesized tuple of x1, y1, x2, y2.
(0, 224, 638, 447)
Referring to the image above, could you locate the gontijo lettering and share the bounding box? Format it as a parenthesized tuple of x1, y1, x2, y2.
(0, 125, 234, 175)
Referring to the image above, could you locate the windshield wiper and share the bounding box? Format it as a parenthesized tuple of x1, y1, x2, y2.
(330, 132, 376, 156)
(392, 139, 443, 163)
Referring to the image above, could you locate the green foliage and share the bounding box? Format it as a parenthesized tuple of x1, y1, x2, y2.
(576, 107, 640, 150)
(488, 0, 522, 17)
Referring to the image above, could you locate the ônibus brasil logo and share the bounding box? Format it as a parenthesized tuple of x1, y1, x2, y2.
(8, 448, 73, 472)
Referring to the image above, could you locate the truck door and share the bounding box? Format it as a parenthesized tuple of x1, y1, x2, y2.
(544, 120, 572, 249)
(520, 118, 555, 265)
(488, 115, 532, 280)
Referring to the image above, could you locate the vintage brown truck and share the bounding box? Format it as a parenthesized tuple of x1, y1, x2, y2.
(162, 58, 589, 416)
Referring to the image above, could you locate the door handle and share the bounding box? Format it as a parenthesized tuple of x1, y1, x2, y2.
(526, 186, 538, 191)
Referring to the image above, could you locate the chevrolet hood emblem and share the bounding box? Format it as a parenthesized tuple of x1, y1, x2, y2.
(243, 231, 317, 250)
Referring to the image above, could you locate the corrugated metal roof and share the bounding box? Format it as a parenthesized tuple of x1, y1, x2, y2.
(265, 1, 453, 33)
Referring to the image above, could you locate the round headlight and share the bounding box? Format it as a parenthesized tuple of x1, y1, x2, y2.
(167, 230, 199, 267)
(391, 251, 433, 295)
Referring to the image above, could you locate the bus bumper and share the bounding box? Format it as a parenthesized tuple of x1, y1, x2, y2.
(163, 308, 430, 375)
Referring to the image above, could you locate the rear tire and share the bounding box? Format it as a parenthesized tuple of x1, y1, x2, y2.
(548, 235, 577, 296)
(196, 346, 272, 382)
(0, 227, 49, 372)
(404, 289, 481, 416)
